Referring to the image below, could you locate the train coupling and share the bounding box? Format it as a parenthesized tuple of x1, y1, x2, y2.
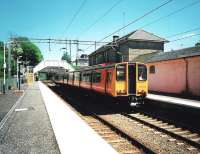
(129, 96, 144, 107)
(130, 102, 139, 107)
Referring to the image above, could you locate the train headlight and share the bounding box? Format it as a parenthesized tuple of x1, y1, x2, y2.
(117, 90, 126, 95)
(137, 90, 146, 96)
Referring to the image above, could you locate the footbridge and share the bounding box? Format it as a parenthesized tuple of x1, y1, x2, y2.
(33, 60, 75, 75)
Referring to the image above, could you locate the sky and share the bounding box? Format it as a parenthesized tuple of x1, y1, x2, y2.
(0, 0, 200, 60)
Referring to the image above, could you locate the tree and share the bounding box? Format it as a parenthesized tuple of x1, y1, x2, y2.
(61, 52, 71, 63)
(195, 41, 200, 47)
(12, 37, 43, 66)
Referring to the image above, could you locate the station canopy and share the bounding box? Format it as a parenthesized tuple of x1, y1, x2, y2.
(33, 60, 74, 75)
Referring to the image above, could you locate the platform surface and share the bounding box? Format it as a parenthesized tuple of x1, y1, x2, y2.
(147, 93, 200, 109)
(39, 81, 117, 154)
(0, 82, 117, 154)
(0, 82, 60, 153)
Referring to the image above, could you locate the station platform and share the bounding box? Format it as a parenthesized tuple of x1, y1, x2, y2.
(147, 93, 200, 109)
(0, 82, 117, 154)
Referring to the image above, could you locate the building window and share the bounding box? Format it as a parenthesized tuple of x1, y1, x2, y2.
(149, 65, 155, 74)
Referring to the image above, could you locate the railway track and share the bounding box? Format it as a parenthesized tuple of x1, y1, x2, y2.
(123, 111, 200, 150)
(47, 82, 200, 153)
(81, 116, 151, 154)
(46, 83, 154, 154)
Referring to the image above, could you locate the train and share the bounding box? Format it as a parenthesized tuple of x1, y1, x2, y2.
(55, 62, 148, 106)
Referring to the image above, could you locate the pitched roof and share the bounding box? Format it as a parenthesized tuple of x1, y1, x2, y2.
(89, 29, 168, 56)
(133, 46, 200, 63)
(120, 29, 168, 42)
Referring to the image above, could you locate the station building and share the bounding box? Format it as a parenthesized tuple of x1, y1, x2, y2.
(88, 29, 200, 97)
(89, 29, 168, 66)
(134, 46, 200, 97)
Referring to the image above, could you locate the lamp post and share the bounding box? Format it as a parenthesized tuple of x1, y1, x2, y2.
(17, 56, 22, 90)
(3, 42, 6, 94)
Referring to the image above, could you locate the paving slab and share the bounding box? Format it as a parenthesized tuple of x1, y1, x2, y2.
(0, 82, 60, 154)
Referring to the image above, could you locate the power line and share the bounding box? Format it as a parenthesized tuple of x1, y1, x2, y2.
(166, 26, 200, 38)
(99, 0, 173, 42)
(78, 0, 125, 38)
(141, 0, 200, 29)
(168, 33, 200, 43)
(62, 0, 87, 37)
(85, 0, 173, 51)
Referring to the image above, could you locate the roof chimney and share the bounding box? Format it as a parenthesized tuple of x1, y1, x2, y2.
(113, 35, 119, 42)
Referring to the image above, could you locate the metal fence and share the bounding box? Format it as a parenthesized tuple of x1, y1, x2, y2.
(0, 78, 18, 93)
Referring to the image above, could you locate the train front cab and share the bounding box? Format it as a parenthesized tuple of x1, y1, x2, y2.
(115, 62, 148, 106)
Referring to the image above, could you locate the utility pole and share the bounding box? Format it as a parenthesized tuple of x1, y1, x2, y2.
(8, 44, 11, 89)
(48, 37, 51, 52)
(3, 42, 6, 94)
(76, 40, 79, 66)
(17, 57, 19, 89)
(17, 56, 22, 91)
(18, 61, 21, 90)
(94, 41, 97, 51)
(69, 40, 72, 62)
(65, 38, 68, 55)
(123, 12, 125, 35)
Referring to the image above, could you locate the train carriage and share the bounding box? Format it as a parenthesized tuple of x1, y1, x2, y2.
(65, 62, 148, 106)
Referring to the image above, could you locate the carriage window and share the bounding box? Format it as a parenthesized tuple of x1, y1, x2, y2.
(138, 64, 147, 81)
(92, 72, 101, 83)
(116, 64, 126, 81)
(149, 65, 155, 74)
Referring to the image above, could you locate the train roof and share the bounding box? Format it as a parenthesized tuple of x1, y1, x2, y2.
(69, 62, 144, 73)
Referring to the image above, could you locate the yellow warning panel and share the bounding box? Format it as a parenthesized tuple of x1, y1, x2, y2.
(27, 73, 34, 85)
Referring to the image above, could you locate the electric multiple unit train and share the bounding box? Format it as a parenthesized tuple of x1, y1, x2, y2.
(55, 62, 148, 106)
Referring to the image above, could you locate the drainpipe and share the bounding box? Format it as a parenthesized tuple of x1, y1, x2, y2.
(183, 58, 188, 93)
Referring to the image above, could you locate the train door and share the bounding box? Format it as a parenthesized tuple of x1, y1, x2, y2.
(128, 64, 136, 94)
(105, 71, 109, 93)
(105, 70, 113, 95)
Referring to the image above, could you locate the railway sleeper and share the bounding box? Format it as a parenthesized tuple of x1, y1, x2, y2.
(154, 122, 169, 127)
(108, 139, 126, 143)
(175, 130, 190, 135)
(183, 133, 199, 138)
(121, 151, 142, 154)
(94, 128, 111, 132)
(167, 127, 182, 132)
(98, 132, 115, 135)
(113, 144, 138, 152)
(160, 125, 175, 129)
(190, 137, 200, 142)
(102, 134, 119, 138)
